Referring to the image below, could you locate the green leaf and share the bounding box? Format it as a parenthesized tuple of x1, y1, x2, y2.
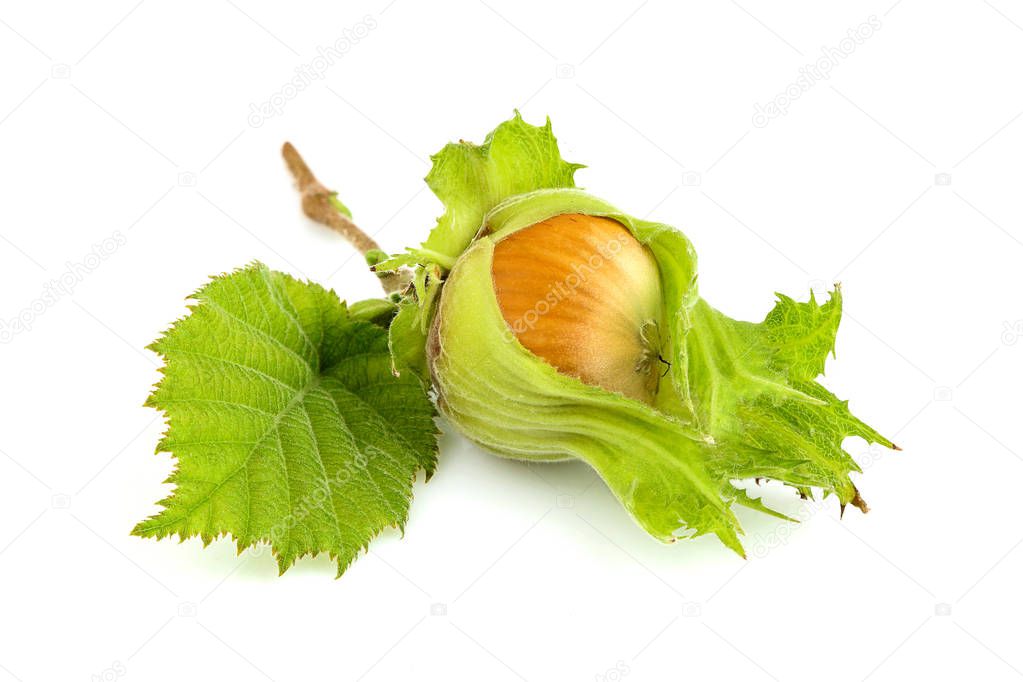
(133, 263, 438, 576)
(684, 290, 892, 508)
(347, 297, 397, 327)
(416, 111, 582, 268)
(389, 299, 430, 383)
(760, 289, 843, 381)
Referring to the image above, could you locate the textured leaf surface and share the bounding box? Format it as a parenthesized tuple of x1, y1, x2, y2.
(133, 264, 438, 576)
(388, 299, 430, 383)
(376, 112, 581, 272)
(682, 290, 893, 509)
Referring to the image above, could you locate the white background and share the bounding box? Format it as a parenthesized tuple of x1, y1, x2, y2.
(1, 1, 1021, 680)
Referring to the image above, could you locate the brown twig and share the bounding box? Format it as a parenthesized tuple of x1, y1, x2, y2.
(282, 142, 411, 295)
